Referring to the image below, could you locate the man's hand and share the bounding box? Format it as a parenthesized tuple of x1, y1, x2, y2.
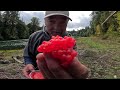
(36, 53, 89, 79)
(36, 53, 72, 79)
(22, 64, 35, 78)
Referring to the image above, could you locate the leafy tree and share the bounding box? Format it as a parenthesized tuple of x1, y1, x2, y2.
(16, 20, 29, 39)
(2, 11, 20, 40)
(27, 17, 41, 35)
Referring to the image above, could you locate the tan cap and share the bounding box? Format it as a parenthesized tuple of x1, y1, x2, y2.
(45, 11, 72, 21)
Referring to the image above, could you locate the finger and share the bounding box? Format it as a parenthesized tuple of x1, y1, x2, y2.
(44, 53, 73, 79)
(22, 64, 35, 79)
(36, 53, 55, 79)
(36, 53, 46, 62)
(65, 57, 89, 79)
(22, 68, 30, 78)
(29, 66, 35, 72)
(37, 59, 56, 79)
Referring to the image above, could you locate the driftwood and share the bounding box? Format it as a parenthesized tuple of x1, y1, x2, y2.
(12, 56, 24, 64)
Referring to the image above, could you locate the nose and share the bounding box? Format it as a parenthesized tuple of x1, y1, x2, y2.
(54, 23, 60, 30)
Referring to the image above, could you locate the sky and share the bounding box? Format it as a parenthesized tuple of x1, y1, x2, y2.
(20, 11, 92, 31)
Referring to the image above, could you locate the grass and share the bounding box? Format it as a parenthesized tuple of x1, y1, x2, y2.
(77, 37, 120, 52)
(0, 49, 25, 79)
(75, 36, 120, 79)
(0, 36, 120, 79)
(0, 49, 24, 60)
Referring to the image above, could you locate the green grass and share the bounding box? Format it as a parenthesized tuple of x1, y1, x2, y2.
(0, 49, 24, 60)
(77, 37, 106, 49)
(77, 37, 120, 52)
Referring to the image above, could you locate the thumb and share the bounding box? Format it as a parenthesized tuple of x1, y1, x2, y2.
(28, 64, 35, 72)
(36, 53, 45, 61)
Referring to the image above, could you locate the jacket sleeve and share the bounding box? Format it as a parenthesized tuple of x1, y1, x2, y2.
(23, 34, 36, 66)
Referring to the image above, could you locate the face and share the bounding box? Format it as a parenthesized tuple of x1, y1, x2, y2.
(45, 15, 69, 36)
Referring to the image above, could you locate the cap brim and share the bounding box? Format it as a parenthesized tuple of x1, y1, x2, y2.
(44, 13, 72, 21)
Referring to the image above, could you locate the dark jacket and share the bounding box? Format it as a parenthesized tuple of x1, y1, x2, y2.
(23, 26, 73, 69)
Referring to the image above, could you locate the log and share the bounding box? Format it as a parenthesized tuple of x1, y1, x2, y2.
(101, 11, 117, 26)
(12, 56, 24, 64)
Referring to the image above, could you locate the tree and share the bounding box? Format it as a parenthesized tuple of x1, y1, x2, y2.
(2, 11, 20, 40)
(27, 17, 41, 35)
(95, 24, 101, 36)
(16, 20, 29, 39)
(0, 11, 3, 40)
(90, 11, 111, 35)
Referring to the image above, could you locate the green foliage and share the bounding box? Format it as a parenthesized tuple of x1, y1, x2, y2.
(16, 20, 29, 39)
(89, 11, 120, 39)
(70, 11, 119, 37)
(0, 11, 42, 41)
(68, 26, 92, 37)
(95, 24, 101, 36)
(115, 11, 120, 32)
(27, 17, 41, 35)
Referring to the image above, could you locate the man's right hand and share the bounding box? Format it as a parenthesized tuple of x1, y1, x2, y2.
(22, 64, 35, 78)
(36, 53, 89, 79)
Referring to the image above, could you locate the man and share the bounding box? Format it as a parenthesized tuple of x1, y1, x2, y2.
(22, 11, 89, 79)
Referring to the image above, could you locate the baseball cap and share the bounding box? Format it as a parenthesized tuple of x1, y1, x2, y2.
(45, 11, 72, 21)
